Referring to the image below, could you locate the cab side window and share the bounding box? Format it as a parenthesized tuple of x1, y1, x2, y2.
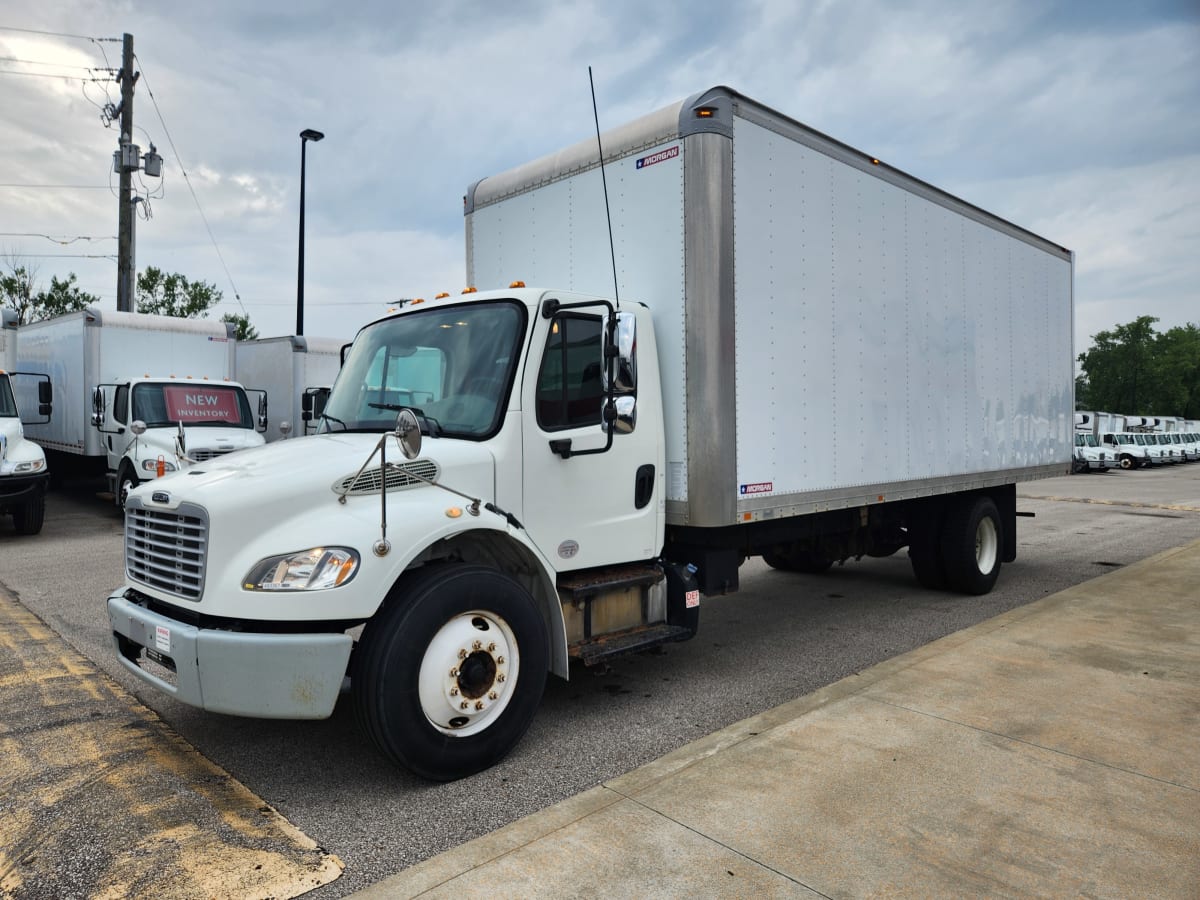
(114, 385, 129, 424)
(536, 315, 603, 430)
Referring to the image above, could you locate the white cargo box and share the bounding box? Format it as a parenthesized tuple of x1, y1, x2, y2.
(235, 335, 347, 442)
(466, 86, 1074, 528)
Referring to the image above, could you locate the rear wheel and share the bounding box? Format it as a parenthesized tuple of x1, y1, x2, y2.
(353, 564, 548, 781)
(12, 492, 45, 535)
(940, 496, 1002, 595)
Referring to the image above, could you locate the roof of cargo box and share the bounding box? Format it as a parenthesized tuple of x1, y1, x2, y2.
(19, 307, 236, 338)
(465, 85, 1071, 261)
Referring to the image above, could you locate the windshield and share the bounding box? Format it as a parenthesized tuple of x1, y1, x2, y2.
(0, 376, 15, 418)
(132, 382, 254, 428)
(1076, 434, 1099, 447)
(320, 300, 526, 438)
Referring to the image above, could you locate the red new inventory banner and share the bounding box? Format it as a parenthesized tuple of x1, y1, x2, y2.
(163, 385, 241, 424)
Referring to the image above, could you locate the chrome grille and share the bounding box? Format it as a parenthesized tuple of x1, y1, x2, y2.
(191, 448, 234, 462)
(125, 499, 209, 601)
(334, 460, 439, 495)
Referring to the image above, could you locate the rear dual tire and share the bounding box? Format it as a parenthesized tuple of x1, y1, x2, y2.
(909, 496, 1002, 595)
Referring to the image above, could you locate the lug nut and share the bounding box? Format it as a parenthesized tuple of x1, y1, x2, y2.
(497, 674, 506, 683)
(488, 691, 498, 700)
(450, 687, 459, 697)
(474, 700, 484, 710)
(496, 656, 505, 665)
(487, 643, 496, 652)
(460, 701, 469, 710)
(472, 640, 482, 650)
(450, 667, 459, 677)
(458, 649, 467, 659)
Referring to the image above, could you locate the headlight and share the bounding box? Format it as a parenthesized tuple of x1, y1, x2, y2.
(14, 459, 45, 473)
(141, 458, 178, 472)
(243, 547, 360, 592)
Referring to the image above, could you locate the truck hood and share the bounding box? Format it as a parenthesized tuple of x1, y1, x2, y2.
(133, 432, 497, 514)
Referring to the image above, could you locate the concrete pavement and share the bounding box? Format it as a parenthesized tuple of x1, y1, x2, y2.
(356, 538, 1200, 898)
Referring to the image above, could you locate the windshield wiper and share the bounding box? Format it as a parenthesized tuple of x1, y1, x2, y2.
(319, 412, 349, 432)
(367, 403, 443, 437)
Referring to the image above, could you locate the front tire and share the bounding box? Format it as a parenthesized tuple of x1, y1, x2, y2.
(117, 464, 139, 509)
(12, 492, 45, 535)
(353, 564, 549, 781)
(940, 496, 1002, 595)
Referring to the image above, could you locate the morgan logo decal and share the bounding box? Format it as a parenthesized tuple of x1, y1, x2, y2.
(636, 145, 679, 170)
(739, 482, 773, 495)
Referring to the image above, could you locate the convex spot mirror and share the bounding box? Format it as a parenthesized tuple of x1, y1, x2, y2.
(395, 408, 421, 460)
(605, 311, 637, 395)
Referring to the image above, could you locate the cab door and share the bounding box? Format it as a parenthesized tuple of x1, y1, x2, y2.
(520, 304, 660, 572)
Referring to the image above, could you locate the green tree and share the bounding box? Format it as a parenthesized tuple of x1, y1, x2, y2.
(1155, 324, 1200, 419)
(1077, 316, 1160, 413)
(222, 312, 259, 341)
(1, 259, 100, 324)
(136, 266, 222, 318)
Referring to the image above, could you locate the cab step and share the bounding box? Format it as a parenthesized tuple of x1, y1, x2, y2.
(569, 623, 693, 666)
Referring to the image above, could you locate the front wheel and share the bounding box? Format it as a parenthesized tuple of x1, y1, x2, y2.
(352, 564, 549, 781)
(117, 465, 139, 509)
(940, 496, 1003, 595)
(1118, 455, 1135, 470)
(12, 492, 45, 535)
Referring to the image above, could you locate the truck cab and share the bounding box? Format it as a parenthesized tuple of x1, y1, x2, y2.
(0, 369, 52, 534)
(1072, 433, 1113, 473)
(92, 375, 266, 506)
(1101, 432, 1153, 469)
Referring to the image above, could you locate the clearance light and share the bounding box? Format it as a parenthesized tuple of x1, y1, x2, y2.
(445, 507, 463, 519)
(435, 292, 450, 299)
(411, 298, 426, 305)
(462, 286, 478, 294)
(695, 107, 715, 118)
(871, 158, 881, 165)
(509, 280, 526, 288)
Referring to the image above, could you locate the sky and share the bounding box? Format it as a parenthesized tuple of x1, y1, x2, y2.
(1, 0, 1197, 353)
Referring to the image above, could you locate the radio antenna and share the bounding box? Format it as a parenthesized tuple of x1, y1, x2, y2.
(588, 66, 620, 307)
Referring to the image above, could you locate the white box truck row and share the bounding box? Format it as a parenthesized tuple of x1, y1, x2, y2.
(107, 86, 1075, 780)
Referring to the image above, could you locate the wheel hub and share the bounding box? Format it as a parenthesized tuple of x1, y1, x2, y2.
(418, 611, 517, 737)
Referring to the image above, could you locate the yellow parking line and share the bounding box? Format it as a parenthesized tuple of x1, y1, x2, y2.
(0, 589, 342, 899)
(1018, 494, 1200, 513)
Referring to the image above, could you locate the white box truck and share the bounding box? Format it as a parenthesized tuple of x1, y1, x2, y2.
(17, 308, 266, 505)
(1, 309, 52, 533)
(106, 86, 1074, 781)
(1072, 412, 1115, 473)
(235, 335, 347, 442)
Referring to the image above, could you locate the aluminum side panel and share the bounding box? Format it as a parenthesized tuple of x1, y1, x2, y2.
(732, 116, 1072, 507)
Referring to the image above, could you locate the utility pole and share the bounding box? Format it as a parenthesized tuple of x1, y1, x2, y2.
(116, 33, 137, 312)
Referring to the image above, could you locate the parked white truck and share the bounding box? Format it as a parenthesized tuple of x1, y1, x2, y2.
(1, 309, 52, 533)
(17, 308, 266, 505)
(106, 87, 1074, 780)
(235, 335, 347, 442)
(1072, 412, 1115, 473)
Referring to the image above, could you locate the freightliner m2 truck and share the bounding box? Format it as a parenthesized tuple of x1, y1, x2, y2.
(18, 308, 266, 506)
(1, 309, 52, 534)
(107, 87, 1074, 780)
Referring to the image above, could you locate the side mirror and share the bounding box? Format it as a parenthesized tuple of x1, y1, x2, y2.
(280, 420, 293, 438)
(257, 393, 268, 432)
(131, 420, 148, 436)
(610, 311, 637, 395)
(38, 380, 53, 405)
(91, 386, 106, 427)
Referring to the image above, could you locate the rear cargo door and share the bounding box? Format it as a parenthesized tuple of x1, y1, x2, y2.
(521, 307, 659, 572)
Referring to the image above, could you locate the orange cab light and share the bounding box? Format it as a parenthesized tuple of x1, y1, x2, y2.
(434, 292, 450, 299)
(696, 108, 715, 118)
(461, 286, 478, 294)
(509, 280, 526, 288)
(410, 298, 425, 305)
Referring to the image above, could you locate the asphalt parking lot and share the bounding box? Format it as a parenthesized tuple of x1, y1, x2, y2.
(2, 464, 1199, 898)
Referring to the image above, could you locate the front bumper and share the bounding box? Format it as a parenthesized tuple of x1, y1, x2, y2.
(107, 589, 353, 719)
(0, 471, 48, 505)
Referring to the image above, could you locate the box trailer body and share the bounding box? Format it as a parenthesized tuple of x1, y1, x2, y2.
(1, 309, 51, 533)
(106, 86, 1074, 782)
(17, 308, 264, 502)
(235, 336, 346, 442)
(466, 86, 1073, 569)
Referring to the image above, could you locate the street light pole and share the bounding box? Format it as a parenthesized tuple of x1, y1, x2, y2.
(296, 128, 324, 336)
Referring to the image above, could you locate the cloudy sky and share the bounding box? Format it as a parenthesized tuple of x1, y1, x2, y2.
(1, 0, 1197, 352)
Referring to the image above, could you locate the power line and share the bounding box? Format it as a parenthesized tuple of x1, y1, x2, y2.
(0, 25, 119, 42)
(0, 232, 117, 244)
(134, 54, 246, 317)
(0, 68, 114, 82)
(0, 55, 114, 72)
(13, 253, 118, 260)
(0, 183, 111, 189)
